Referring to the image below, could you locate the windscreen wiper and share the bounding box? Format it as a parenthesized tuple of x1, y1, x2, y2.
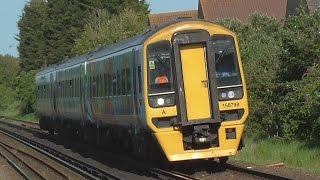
(155, 53, 170, 69)
(215, 47, 230, 64)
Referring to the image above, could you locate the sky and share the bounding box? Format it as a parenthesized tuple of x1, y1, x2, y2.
(0, 0, 29, 57)
(0, 0, 198, 57)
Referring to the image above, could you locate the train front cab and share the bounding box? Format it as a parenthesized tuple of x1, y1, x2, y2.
(144, 21, 249, 162)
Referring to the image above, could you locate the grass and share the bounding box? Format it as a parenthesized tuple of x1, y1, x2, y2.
(0, 101, 39, 123)
(232, 137, 320, 174)
(13, 113, 39, 123)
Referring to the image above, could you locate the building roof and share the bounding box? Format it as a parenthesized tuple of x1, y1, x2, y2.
(198, 0, 288, 22)
(307, 0, 320, 12)
(148, 10, 198, 28)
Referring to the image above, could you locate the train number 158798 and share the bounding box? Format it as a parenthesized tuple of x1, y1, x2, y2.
(222, 102, 240, 109)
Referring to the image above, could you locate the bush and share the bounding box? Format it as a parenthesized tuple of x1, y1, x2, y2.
(14, 71, 37, 114)
(73, 8, 148, 55)
(0, 85, 16, 111)
(218, 12, 320, 141)
(278, 66, 320, 142)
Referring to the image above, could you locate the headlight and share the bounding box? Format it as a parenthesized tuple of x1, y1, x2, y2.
(218, 86, 243, 101)
(149, 94, 175, 108)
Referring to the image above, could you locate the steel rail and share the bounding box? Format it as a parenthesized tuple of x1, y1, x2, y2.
(0, 142, 44, 180)
(0, 117, 294, 180)
(0, 127, 122, 180)
(150, 168, 200, 180)
(0, 141, 69, 179)
(226, 163, 293, 180)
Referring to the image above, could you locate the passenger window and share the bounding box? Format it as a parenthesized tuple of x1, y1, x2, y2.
(96, 75, 99, 97)
(108, 74, 112, 96)
(138, 66, 142, 93)
(112, 73, 116, 96)
(117, 71, 121, 95)
(126, 68, 131, 94)
(100, 74, 104, 97)
(104, 73, 108, 96)
(97, 75, 100, 97)
(121, 69, 126, 95)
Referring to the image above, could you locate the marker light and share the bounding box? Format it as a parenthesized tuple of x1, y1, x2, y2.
(221, 92, 227, 98)
(157, 98, 165, 106)
(228, 91, 235, 98)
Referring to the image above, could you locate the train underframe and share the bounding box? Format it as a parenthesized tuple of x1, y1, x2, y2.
(40, 115, 244, 164)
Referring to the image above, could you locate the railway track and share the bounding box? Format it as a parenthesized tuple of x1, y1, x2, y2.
(0, 138, 69, 180)
(0, 118, 199, 180)
(0, 117, 297, 180)
(0, 116, 39, 130)
(225, 163, 293, 180)
(150, 168, 200, 180)
(0, 127, 122, 180)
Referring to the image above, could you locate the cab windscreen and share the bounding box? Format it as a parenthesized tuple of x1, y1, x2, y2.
(147, 41, 174, 94)
(212, 36, 242, 87)
(147, 41, 175, 108)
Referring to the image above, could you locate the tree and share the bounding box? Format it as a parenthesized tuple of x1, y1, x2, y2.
(17, 0, 47, 71)
(45, 0, 90, 65)
(0, 55, 19, 86)
(18, 0, 148, 70)
(278, 65, 320, 142)
(73, 8, 149, 55)
(0, 55, 19, 111)
(83, 0, 149, 15)
(279, 9, 320, 81)
(14, 71, 37, 114)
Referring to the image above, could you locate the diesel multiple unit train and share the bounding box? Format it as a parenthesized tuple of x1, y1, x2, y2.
(36, 19, 249, 162)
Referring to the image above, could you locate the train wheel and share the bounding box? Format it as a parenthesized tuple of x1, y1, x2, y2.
(219, 156, 228, 170)
(82, 126, 97, 145)
(48, 129, 54, 136)
(132, 134, 156, 162)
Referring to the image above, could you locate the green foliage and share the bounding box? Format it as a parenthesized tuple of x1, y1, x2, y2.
(0, 55, 19, 86)
(18, 0, 48, 71)
(0, 55, 19, 111)
(45, 0, 91, 65)
(73, 8, 148, 55)
(233, 137, 320, 173)
(14, 71, 37, 114)
(218, 12, 320, 141)
(0, 84, 17, 111)
(280, 11, 320, 81)
(84, 0, 149, 15)
(18, 0, 149, 71)
(278, 66, 320, 141)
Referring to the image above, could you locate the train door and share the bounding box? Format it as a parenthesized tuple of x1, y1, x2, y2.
(81, 62, 94, 125)
(50, 72, 57, 119)
(172, 30, 221, 125)
(133, 48, 145, 126)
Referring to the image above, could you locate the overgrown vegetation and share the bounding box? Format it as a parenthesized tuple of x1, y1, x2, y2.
(218, 10, 320, 143)
(232, 138, 320, 173)
(17, 0, 148, 71)
(73, 8, 148, 55)
(0, 55, 37, 122)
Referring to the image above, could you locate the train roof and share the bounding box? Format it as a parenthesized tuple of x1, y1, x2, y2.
(37, 19, 216, 76)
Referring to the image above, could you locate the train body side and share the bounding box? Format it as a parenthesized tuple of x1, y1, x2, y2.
(36, 46, 148, 132)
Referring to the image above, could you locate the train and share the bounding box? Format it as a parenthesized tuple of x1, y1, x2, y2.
(36, 19, 249, 163)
